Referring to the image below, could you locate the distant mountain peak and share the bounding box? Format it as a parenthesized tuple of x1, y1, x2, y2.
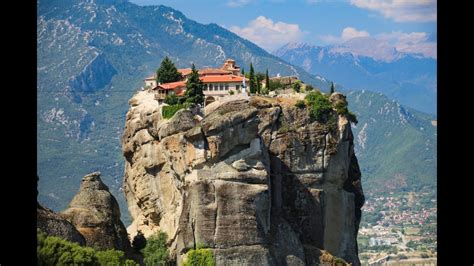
(273, 40, 437, 114)
(275, 38, 423, 63)
(334, 36, 402, 62)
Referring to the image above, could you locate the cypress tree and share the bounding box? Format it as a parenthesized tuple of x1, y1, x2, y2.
(185, 64, 204, 105)
(249, 63, 256, 94)
(156, 56, 182, 84)
(330, 82, 335, 94)
(241, 68, 245, 76)
(256, 76, 261, 94)
(265, 69, 270, 91)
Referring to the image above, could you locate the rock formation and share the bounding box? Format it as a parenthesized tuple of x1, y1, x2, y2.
(60, 172, 133, 257)
(37, 203, 86, 246)
(122, 90, 364, 265)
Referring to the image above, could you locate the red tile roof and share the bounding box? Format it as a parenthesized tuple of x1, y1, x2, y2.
(156, 81, 186, 90)
(178, 68, 192, 76)
(199, 68, 232, 75)
(200, 75, 247, 83)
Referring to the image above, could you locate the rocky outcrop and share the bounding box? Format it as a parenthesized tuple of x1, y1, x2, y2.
(122, 91, 364, 265)
(37, 203, 86, 246)
(60, 172, 133, 257)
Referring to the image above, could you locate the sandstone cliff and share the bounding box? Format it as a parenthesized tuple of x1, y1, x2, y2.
(61, 172, 134, 257)
(122, 90, 364, 265)
(37, 203, 86, 246)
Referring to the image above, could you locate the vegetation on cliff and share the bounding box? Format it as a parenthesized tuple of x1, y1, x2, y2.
(161, 61, 203, 119)
(184, 64, 205, 105)
(184, 244, 215, 266)
(305, 91, 334, 122)
(162, 103, 190, 119)
(37, 229, 138, 266)
(142, 232, 170, 266)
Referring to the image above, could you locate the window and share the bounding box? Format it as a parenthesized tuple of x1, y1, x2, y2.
(225, 84, 229, 90)
(219, 84, 224, 90)
(236, 85, 240, 91)
(209, 84, 213, 91)
(204, 84, 208, 91)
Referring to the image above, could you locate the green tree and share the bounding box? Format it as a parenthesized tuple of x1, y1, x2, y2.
(330, 82, 335, 94)
(37, 229, 97, 265)
(249, 63, 256, 94)
(37, 229, 138, 266)
(255, 72, 265, 94)
(156, 56, 183, 84)
(184, 64, 204, 105)
(305, 84, 314, 91)
(164, 92, 179, 105)
(255, 76, 261, 94)
(132, 231, 147, 253)
(184, 245, 215, 266)
(292, 80, 301, 93)
(96, 249, 126, 265)
(142, 232, 169, 266)
(265, 69, 270, 92)
(305, 91, 333, 121)
(241, 68, 245, 76)
(269, 79, 283, 91)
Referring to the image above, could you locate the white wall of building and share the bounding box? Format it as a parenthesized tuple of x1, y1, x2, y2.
(203, 82, 241, 98)
(145, 80, 157, 88)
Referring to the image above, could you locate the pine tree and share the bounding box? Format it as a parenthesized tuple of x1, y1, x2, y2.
(156, 56, 182, 84)
(330, 82, 335, 94)
(265, 69, 270, 91)
(249, 63, 256, 94)
(241, 68, 245, 76)
(184, 64, 204, 105)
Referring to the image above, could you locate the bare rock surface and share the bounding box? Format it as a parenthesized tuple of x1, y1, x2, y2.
(122, 92, 364, 265)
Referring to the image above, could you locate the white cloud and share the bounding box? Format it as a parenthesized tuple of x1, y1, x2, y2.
(341, 27, 370, 41)
(378, 31, 437, 58)
(229, 16, 306, 51)
(350, 0, 437, 22)
(227, 0, 252, 7)
(319, 27, 370, 44)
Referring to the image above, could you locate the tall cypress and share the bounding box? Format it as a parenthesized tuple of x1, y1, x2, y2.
(185, 64, 204, 105)
(265, 69, 270, 91)
(256, 76, 261, 94)
(156, 56, 182, 84)
(330, 82, 335, 94)
(249, 63, 256, 94)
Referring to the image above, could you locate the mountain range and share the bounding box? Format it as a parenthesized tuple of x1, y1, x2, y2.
(37, 0, 436, 225)
(274, 41, 437, 114)
(37, 0, 329, 224)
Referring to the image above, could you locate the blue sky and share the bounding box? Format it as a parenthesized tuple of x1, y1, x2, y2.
(128, 0, 436, 57)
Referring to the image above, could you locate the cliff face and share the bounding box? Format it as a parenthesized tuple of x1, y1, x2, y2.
(122, 91, 364, 265)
